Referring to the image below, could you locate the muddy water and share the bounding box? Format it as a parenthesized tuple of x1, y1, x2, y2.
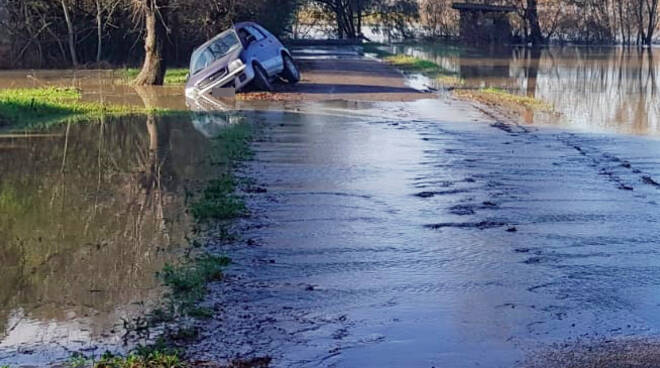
(189, 99, 660, 367)
(0, 112, 231, 366)
(0, 70, 188, 110)
(389, 44, 660, 136)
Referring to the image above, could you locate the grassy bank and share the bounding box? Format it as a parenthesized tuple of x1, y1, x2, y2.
(121, 68, 189, 85)
(0, 87, 162, 129)
(455, 87, 551, 111)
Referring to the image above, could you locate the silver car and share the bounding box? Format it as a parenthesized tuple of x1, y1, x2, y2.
(185, 22, 300, 98)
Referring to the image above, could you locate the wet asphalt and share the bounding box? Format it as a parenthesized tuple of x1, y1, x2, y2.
(188, 98, 660, 367)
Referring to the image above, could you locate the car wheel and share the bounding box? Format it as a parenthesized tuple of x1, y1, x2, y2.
(281, 54, 300, 84)
(252, 63, 273, 92)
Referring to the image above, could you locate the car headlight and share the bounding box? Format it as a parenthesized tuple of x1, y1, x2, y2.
(228, 59, 244, 72)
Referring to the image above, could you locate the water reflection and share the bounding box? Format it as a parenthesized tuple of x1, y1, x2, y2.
(392, 44, 660, 135)
(0, 111, 220, 361)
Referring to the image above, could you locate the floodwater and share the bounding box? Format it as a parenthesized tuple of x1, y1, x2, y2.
(388, 44, 660, 136)
(0, 111, 233, 365)
(3, 45, 660, 367)
(189, 99, 660, 367)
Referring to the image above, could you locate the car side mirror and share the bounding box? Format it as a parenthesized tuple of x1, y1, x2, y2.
(185, 73, 190, 82)
(246, 34, 256, 45)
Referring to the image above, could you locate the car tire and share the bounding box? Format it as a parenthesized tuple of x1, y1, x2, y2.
(252, 63, 273, 92)
(281, 54, 300, 84)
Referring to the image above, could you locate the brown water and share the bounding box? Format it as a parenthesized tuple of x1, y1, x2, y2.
(0, 111, 229, 365)
(0, 70, 188, 110)
(389, 44, 660, 136)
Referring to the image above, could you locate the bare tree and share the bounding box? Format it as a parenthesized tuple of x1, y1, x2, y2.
(94, 0, 121, 63)
(60, 0, 77, 66)
(132, 0, 168, 86)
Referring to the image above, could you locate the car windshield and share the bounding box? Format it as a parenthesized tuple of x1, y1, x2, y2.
(190, 31, 241, 75)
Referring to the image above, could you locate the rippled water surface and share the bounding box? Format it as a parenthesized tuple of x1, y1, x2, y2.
(189, 100, 660, 367)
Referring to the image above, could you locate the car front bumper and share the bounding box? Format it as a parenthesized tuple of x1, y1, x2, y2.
(185, 64, 251, 99)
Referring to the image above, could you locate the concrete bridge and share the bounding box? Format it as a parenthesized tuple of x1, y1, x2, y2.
(452, 2, 516, 44)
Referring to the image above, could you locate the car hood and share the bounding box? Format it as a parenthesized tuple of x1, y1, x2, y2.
(185, 46, 243, 89)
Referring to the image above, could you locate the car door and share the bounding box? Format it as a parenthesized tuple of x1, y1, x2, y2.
(254, 24, 284, 75)
(244, 25, 279, 76)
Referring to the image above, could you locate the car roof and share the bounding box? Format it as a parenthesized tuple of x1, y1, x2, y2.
(233, 22, 258, 30)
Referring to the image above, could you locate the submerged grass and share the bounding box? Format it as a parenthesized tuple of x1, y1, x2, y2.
(65, 341, 186, 368)
(157, 254, 231, 318)
(0, 87, 162, 129)
(384, 54, 444, 73)
(455, 87, 551, 111)
(373, 49, 552, 111)
(190, 175, 246, 221)
(381, 54, 464, 87)
(121, 68, 189, 85)
(191, 122, 253, 222)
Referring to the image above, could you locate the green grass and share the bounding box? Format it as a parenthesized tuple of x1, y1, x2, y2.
(121, 68, 189, 84)
(0, 87, 155, 128)
(94, 345, 185, 368)
(455, 87, 551, 110)
(190, 175, 246, 221)
(190, 122, 252, 222)
(384, 55, 445, 73)
(376, 51, 551, 109)
(208, 120, 254, 164)
(158, 254, 230, 317)
(382, 54, 463, 87)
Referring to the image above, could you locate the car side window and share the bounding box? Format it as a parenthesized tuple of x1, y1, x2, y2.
(245, 26, 266, 41)
(237, 29, 251, 47)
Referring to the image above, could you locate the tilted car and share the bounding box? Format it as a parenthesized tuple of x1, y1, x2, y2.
(185, 22, 300, 98)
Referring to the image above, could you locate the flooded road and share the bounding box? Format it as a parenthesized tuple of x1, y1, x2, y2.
(389, 44, 660, 136)
(190, 99, 660, 367)
(3, 45, 660, 367)
(0, 113, 227, 365)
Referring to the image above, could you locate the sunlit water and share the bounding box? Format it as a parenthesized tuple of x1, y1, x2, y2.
(0, 112, 230, 365)
(188, 100, 660, 367)
(3, 45, 660, 366)
(388, 44, 660, 136)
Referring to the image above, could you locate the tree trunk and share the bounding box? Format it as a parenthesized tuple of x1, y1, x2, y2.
(133, 0, 166, 86)
(644, 0, 658, 45)
(356, 0, 362, 38)
(61, 0, 77, 66)
(526, 0, 544, 46)
(96, 0, 102, 63)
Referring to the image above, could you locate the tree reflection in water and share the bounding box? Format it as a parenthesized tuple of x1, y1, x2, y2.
(0, 90, 219, 350)
(392, 44, 660, 134)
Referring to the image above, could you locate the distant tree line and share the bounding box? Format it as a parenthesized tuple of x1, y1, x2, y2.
(0, 0, 297, 77)
(419, 0, 660, 46)
(1, 0, 659, 83)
